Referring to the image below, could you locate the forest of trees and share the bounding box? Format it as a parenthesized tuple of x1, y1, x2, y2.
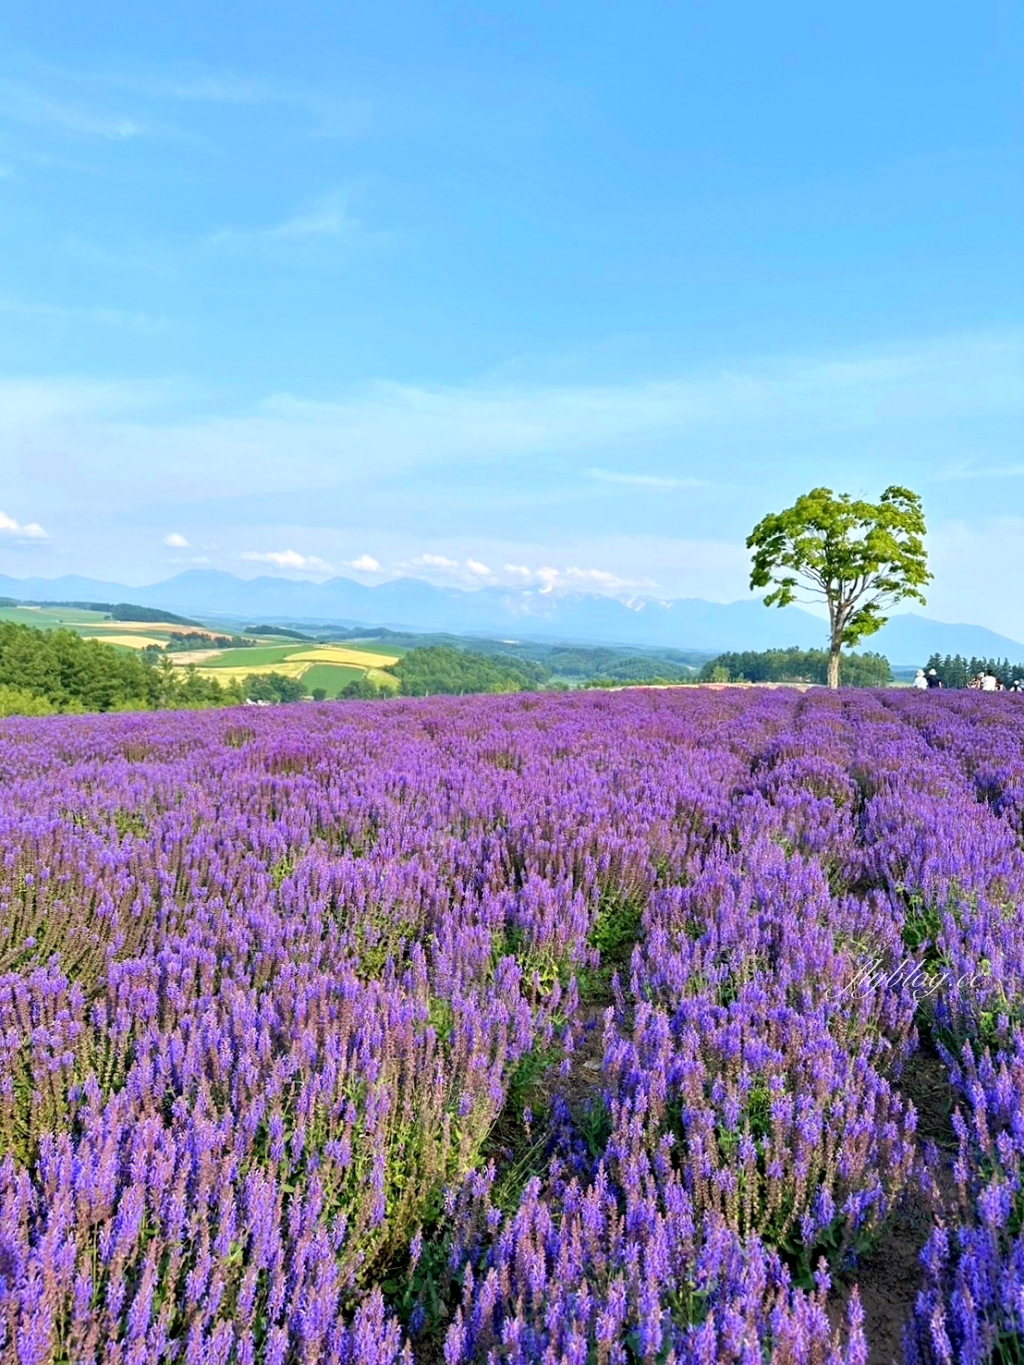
(700, 646, 891, 687)
(245, 625, 316, 641)
(386, 646, 549, 696)
(544, 647, 694, 684)
(923, 653, 1024, 688)
(143, 632, 252, 654)
(0, 623, 243, 715)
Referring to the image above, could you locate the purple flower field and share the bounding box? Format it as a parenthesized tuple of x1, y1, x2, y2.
(0, 688, 1022, 1364)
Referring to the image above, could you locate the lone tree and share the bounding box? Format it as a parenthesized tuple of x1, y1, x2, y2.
(747, 486, 930, 689)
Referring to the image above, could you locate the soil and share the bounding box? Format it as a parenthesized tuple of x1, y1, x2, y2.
(555, 1002, 611, 1110)
(829, 1043, 959, 1365)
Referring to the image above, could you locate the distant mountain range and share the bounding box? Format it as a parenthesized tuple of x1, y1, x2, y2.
(3, 570, 1023, 665)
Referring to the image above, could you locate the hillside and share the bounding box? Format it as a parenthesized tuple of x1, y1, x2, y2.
(2, 571, 1022, 664)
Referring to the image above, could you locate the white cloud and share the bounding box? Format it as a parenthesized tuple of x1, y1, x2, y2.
(345, 553, 381, 572)
(588, 468, 712, 489)
(465, 559, 492, 576)
(566, 566, 626, 587)
(240, 549, 334, 574)
(419, 553, 459, 569)
(0, 510, 48, 541)
(494, 562, 655, 593)
(163, 531, 189, 548)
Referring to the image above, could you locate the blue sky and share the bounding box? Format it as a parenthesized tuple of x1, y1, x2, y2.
(1, 1, 1022, 632)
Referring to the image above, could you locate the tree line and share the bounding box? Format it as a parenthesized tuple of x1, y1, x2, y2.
(0, 630, 561, 716)
(0, 624, 904, 720)
(699, 647, 891, 687)
(0, 623, 243, 716)
(923, 653, 1024, 689)
(384, 646, 548, 697)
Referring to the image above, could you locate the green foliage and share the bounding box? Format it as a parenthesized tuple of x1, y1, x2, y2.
(924, 653, 1024, 689)
(0, 685, 56, 717)
(144, 631, 246, 654)
(580, 891, 644, 1001)
(108, 603, 202, 625)
(242, 672, 307, 703)
(388, 646, 549, 697)
(244, 624, 315, 640)
(7, 598, 200, 624)
(340, 676, 387, 700)
(700, 647, 891, 687)
(0, 622, 242, 715)
(545, 647, 694, 683)
(748, 486, 929, 686)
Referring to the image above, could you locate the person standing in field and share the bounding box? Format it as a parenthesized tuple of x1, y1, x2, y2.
(913, 669, 928, 689)
(926, 669, 943, 689)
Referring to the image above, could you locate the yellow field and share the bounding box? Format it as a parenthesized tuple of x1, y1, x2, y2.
(285, 647, 400, 667)
(88, 621, 218, 636)
(82, 633, 167, 650)
(365, 667, 401, 690)
(192, 662, 310, 682)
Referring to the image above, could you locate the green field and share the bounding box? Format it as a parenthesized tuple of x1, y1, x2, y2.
(201, 645, 302, 668)
(0, 605, 110, 629)
(300, 663, 366, 696)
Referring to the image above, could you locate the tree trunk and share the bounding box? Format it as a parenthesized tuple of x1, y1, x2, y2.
(827, 641, 841, 689)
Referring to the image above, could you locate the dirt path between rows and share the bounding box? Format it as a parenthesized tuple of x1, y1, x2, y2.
(829, 1043, 958, 1364)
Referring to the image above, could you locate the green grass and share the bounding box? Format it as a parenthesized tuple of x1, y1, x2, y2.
(201, 645, 304, 668)
(301, 663, 366, 696)
(344, 638, 411, 658)
(0, 605, 110, 629)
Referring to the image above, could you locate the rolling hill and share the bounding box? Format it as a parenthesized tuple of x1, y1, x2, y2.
(2, 571, 1022, 665)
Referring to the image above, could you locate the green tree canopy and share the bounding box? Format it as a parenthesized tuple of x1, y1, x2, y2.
(0, 622, 241, 714)
(387, 646, 548, 697)
(699, 647, 891, 688)
(747, 486, 929, 688)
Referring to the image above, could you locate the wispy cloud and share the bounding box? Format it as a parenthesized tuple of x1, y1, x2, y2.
(0, 297, 170, 335)
(0, 79, 142, 140)
(0, 510, 48, 541)
(465, 558, 492, 576)
(163, 532, 189, 548)
(932, 461, 1024, 483)
(267, 193, 358, 240)
(240, 549, 334, 574)
(2, 331, 1020, 501)
(588, 468, 712, 489)
(100, 68, 372, 138)
(208, 191, 365, 247)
